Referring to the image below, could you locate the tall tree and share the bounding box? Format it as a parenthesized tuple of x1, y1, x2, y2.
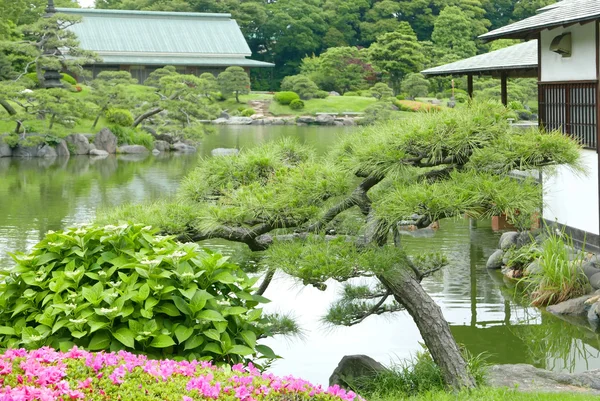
(103, 102, 581, 390)
(432, 6, 477, 63)
(217, 66, 250, 103)
(369, 22, 425, 94)
(89, 71, 138, 128)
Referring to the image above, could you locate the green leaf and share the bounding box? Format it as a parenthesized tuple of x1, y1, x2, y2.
(113, 327, 135, 348)
(88, 320, 109, 334)
(174, 326, 194, 344)
(197, 310, 225, 322)
(204, 329, 221, 342)
(202, 342, 222, 355)
(246, 308, 263, 322)
(145, 297, 159, 310)
(172, 297, 192, 315)
(240, 330, 256, 348)
(226, 306, 247, 315)
(184, 335, 204, 351)
(136, 284, 150, 302)
(155, 303, 181, 317)
(256, 344, 279, 359)
(59, 341, 75, 352)
(252, 294, 271, 304)
(228, 344, 254, 356)
(135, 267, 149, 278)
(35, 253, 59, 266)
(88, 331, 111, 351)
(150, 334, 176, 348)
(71, 330, 87, 339)
(212, 271, 237, 284)
(213, 321, 228, 333)
(52, 319, 68, 334)
(0, 326, 15, 336)
(178, 286, 197, 300)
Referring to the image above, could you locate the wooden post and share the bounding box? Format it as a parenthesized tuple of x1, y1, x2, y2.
(501, 73, 508, 106)
(467, 74, 473, 99)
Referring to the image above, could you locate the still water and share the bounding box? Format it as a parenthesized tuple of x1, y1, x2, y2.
(1, 125, 600, 385)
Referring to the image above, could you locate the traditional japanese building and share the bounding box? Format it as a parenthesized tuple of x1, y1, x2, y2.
(57, 8, 273, 83)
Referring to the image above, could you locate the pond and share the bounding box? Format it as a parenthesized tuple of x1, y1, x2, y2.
(1, 125, 599, 386)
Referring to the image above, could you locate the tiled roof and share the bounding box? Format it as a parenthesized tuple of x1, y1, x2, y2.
(421, 40, 537, 76)
(480, 0, 600, 40)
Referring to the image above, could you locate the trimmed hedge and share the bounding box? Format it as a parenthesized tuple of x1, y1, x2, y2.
(274, 91, 300, 105)
(289, 99, 305, 110)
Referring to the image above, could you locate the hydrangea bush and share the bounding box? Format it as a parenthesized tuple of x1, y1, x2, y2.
(0, 347, 360, 401)
(0, 224, 277, 363)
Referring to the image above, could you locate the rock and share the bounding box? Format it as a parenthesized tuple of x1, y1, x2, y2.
(582, 261, 600, 279)
(219, 111, 230, 119)
(589, 254, 600, 268)
(431, 99, 442, 105)
(524, 260, 542, 275)
(88, 144, 96, 151)
(55, 140, 70, 158)
(546, 294, 595, 317)
(447, 100, 456, 108)
(334, 121, 344, 126)
(0, 136, 11, 157)
(251, 119, 265, 125)
(329, 91, 340, 96)
(154, 134, 175, 144)
(226, 117, 253, 125)
(588, 302, 600, 329)
(486, 249, 504, 269)
(171, 142, 196, 153)
(141, 126, 157, 136)
(341, 118, 355, 126)
(37, 144, 57, 158)
(329, 355, 387, 389)
(118, 145, 149, 154)
(83, 133, 95, 141)
(515, 231, 533, 248)
(152, 149, 160, 155)
(271, 119, 285, 125)
(297, 116, 316, 124)
(212, 118, 228, 125)
(488, 364, 600, 394)
(89, 149, 109, 157)
(499, 231, 519, 250)
(94, 128, 118, 154)
(316, 114, 335, 125)
(502, 249, 513, 266)
(154, 140, 170, 152)
(211, 148, 239, 157)
(64, 134, 90, 155)
(590, 272, 600, 290)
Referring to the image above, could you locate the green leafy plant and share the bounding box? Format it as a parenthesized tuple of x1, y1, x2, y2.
(105, 108, 134, 127)
(343, 91, 359, 97)
(241, 108, 256, 117)
(109, 125, 155, 149)
(289, 99, 305, 110)
(315, 90, 329, 99)
(0, 224, 279, 363)
(273, 91, 300, 105)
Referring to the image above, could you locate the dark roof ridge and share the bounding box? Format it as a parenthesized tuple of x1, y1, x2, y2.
(56, 7, 232, 19)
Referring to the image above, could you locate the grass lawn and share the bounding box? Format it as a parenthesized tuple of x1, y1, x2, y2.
(269, 96, 378, 116)
(374, 387, 599, 401)
(216, 93, 274, 112)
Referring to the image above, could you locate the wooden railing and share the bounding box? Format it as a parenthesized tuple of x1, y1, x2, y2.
(539, 82, 598, 149)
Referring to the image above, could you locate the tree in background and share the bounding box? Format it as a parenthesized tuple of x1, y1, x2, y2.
(323, 0, 369, 46)
(401, 73, 430, 99)
(89, 71, 138, 128)
(102, 102, 581, 390)
(369, 82, 393, 100)
(369, 22, 425, 94)
(217, 66, 250, 103)
(432, 6, 477, 63)
(360, 0, 402, 44)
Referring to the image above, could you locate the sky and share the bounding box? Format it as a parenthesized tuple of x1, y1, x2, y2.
(77, 0, 94, 7)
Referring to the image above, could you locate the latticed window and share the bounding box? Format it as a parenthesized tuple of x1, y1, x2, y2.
(539, 82, 598, 149)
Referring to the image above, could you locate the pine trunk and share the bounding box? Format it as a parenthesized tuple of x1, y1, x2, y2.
(378, 269, 475, 390)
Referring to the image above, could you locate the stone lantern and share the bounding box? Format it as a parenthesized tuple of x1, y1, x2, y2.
(42, 0, 64, 89)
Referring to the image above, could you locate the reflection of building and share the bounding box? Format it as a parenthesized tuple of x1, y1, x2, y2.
(423, 1, 600, 252)
(58, 8, 273, 82)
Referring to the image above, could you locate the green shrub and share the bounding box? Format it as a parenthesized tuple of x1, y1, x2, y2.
(274, 91, 300, 105)
(396, 93, 410, 100)
(109, 125, 155, 149)
(105, 108, 134, 127)
(343, 91, 359, 97)
(455, 93, 469, 104)
(242, 108, 256, 117)
(1, 134, 19, 148)
(289, 99, 305, 110)
(61, 73, 77, 85)
(392, 99, 441, 113)
(280, 75, 319, 100)
(315, 90, 329, 99)
(1, 223, 277, 362)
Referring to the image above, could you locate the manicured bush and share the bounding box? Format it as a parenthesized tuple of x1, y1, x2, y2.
(392, 99, 441, 113)
(289, 99, 305, 110)
(369, 83, 393, 100)
(242, 108, 256, 117)
(343, 91, 359, 97)
(274, 91, 300, 105)
(61, 73, 77, 85)
(1, 224, 276, 362)
(105, 108, 134, 127)
(315, 90, 329, 99)
(280, 75, 319, 100)
(396, 93, 410, 100)
(0, 348, 359, 401)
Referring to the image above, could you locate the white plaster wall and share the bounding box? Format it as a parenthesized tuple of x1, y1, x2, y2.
(540, 22, 597, 82)
(543, 149, 599, 235)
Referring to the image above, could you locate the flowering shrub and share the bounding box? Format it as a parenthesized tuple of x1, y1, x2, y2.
(0, 347, 360, 401)
(0, 224, 277, 363)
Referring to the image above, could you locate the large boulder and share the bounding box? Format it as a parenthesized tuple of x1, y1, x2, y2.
(171, 142, 196, 153)
(89, 149, 109, 157)
(329, 355, 387, 389)
(486, 249, 504, 269)
(316, 114, 335, 125)
(499, 231, 519, 250)
(297, 116, 316, 124)
(65, 134, 91, 155)
(589, 272, 600, 290)
(55, 140, 70, 158)
(94, 128, 118, 154)
(546, 294, 594, 317)
(524, 260, 542, 275)
(154, 140, 170, 152)
(0, 136, 11, 157)
(211, 148, 239, 157)
(118, 145, 149, 154)
(488, 364, 600, 394)
(226, 117, 253, 125)
(37, 144, 57, 158)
